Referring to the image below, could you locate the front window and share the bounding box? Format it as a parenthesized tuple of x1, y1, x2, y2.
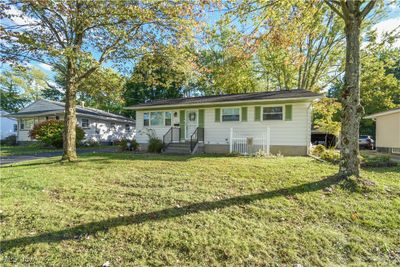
(165, 112, 172, 126)
(81, 118, 89, 128)
(143, 112, 149, 126)
(13, 124, 17, 132)
(222, 108, 240, 122)
(263, 106, 283, 120)
(20, 119, 34, 130)
(110, 122, 116, 129)
(150, 112, 163, 126)
(125, 124, 130, 131)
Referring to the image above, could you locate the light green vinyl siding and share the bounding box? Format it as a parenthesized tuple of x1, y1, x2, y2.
(179, 110, 185, 138)
(199, 109, 205, 127)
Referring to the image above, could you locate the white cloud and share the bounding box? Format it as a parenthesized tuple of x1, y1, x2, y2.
(372, 17, 400, 47)
(38, 63, 52, 71)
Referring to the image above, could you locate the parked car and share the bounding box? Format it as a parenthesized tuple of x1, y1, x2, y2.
(359, 135, 375, 150)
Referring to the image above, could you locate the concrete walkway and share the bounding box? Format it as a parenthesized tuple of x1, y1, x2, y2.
(0, 148, 117, 166)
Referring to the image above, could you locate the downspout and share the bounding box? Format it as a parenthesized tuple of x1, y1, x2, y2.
(306, 102, 313, 155)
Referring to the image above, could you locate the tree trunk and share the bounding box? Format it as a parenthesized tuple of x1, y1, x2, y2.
(61, 66, 78, 161)
(339, 15, 362, 177)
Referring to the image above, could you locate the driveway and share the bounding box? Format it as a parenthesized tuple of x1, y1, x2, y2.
(0, 148, 118, 166)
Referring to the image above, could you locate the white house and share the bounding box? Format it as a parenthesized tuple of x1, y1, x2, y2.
(365, 107, 400, 154)
(7, 99, 135, 144)
(0, 110, 17, 140)
(126, 89, 321, 155)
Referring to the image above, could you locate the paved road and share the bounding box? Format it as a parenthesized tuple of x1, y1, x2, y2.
(0, 148, 117, 166)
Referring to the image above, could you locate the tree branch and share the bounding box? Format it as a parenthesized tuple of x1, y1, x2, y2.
(360, 1, 375, 19)
(324, 1, 344, 19)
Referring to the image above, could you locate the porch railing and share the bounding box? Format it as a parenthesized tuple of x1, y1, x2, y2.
(229, 127, 270, 155)
(190, 127, 204, 153)
(163, 127, 180, 148)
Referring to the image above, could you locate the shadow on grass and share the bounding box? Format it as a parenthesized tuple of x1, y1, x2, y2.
(0, 175, 340, 252)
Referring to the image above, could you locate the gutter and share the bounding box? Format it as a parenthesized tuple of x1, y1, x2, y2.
(125, 96, 321, 111)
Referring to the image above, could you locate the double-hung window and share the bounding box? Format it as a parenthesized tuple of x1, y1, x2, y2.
(20, 119, 34, 130)
(164, 112, 172, 126)
(263, 106, 283, 120)
(81, 118, 89, 128)
(143, 113, 150, 126)
(222, 108, 240, 122)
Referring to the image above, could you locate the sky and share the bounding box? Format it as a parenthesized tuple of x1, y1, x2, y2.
(2, 2, 400, 80)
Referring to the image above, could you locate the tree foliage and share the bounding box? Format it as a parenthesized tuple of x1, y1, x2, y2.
(313, 98, 342, 137)
(1, 0, 205, 161)
(124, 46, 197, 111)
(0, 66, 49, 112)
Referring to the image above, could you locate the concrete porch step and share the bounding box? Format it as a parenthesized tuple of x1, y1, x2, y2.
(163, 142, 191, 154)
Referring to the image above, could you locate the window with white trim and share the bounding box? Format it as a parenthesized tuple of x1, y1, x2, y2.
(81, 118, 89, 128)
(263, 106, 283, 120)
(150, 112, 163, 126)
(20, 119, 34, 130)
(143, 112, 149, 126)
(222, 108, 240, 122)
(165, 112, 172, 126)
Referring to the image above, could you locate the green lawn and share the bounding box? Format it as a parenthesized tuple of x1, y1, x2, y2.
(1, 154, 399, 266)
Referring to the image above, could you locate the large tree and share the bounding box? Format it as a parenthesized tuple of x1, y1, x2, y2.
(124, 46, 197, 111)
(197, 26, 262, 94)
(324, 0, 377, 177)
(1, 1, 203, 161)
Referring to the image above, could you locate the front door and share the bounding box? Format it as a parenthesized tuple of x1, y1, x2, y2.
(185, 110, 198, 139)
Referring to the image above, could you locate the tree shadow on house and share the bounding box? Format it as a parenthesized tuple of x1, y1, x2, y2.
(0, 174, 341, 252)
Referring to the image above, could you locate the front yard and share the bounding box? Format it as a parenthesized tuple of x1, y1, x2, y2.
(1, 154, 399, 266)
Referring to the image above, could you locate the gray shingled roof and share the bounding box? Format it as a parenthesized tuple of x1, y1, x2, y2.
(127, 89, 321, 109)
(9, 99, 134, 123)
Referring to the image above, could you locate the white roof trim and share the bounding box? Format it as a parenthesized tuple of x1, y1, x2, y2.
(364, 108, 400, 119)
(126, 96, 320, 110)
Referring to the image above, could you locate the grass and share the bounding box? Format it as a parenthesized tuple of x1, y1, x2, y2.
(0, 144, 113, 157)
(1, 154, 399, 266)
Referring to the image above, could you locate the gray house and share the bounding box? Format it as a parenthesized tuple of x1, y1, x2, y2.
(8, 99, 135, 144)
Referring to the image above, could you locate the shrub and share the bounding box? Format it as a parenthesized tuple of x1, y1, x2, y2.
(148, 137, 164, 153)
(116, 138, 139, 152)
(312, 144, 326, 156)
(29, 120, 85, 148)
(1, 134, 17, 146)
(81, 139, 100, 147)
(143, 128, 164, 153)
(320, 149, 340, 163)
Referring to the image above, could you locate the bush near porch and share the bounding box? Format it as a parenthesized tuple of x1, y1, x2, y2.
(1, 154, 399, 266)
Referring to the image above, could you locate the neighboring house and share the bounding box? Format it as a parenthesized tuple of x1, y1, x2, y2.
(0, 110, 17, 140)
(365, 107, 400, 154)
(126, 89, 321, 155)
(7, 99, 135, 144)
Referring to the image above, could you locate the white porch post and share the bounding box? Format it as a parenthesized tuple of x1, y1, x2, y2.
(229, 127, 233, 153)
